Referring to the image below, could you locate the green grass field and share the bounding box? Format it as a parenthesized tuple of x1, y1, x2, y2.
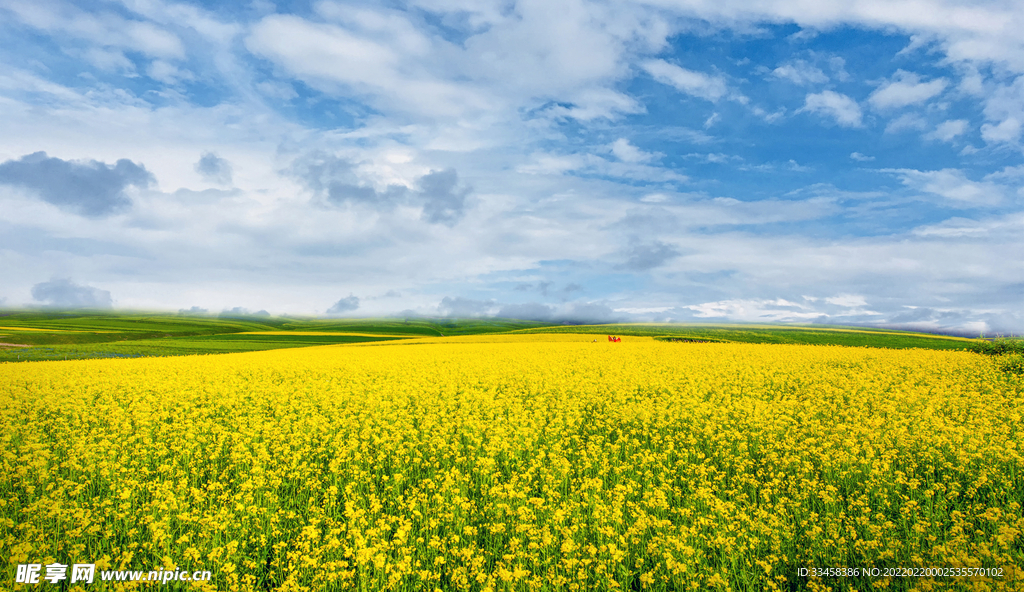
(0, 311, 552, 362)
(0, 309, 1003, 363)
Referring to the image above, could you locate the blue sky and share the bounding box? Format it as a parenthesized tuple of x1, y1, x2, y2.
(1, 0, 1022, 333)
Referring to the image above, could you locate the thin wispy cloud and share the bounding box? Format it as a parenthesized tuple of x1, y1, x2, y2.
(868, 71, 948, 110)
(926, 120, 969, 143)
(771, 60, 829, 86)
(642, 60, 730, 102)
(800, 91, 863, 127)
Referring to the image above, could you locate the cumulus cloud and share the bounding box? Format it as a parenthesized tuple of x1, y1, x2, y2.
(31, 278, 113, 308)
(291, 153, 470, 224)
(868, 71, 947, 110)
(800, 91, 862, 127)
(981, 117, 1022, 144)
(327, 295, 360, 314)
(0, 152, 153, 216)
(850, 152, 875, 162)
(291, 152, 406, 206)
(642, 59, 729, 102)
(195, 152, 233, 185)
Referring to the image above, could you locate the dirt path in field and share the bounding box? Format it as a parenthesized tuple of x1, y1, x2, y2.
(0, 342, 30, 347)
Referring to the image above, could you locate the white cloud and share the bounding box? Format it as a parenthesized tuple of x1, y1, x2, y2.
(539, 88, 644, 122)
(885, 168, 1004, 206)
(516, 154, 588, 176)
(0, 67, 85, 103)
(147, 60, 193, 85)
(640, 193, 670, 203)
(123, 21, 186, 60)
(771, 60, 828, 85)
(911, 214, 1024, 239)
(686, 298, 822, 322)
(641, 59, 729, 102)
(244, 2, 666, 126)
(247, 17, 414, 93)
(828, 56, 850, 82)
(661, 1, 1024, 74)
(787, 159, 812, 172)
(981, 117, 1022, 144)
(255, 80, 298, 101)
(245, 13, 503, 121)
(825, 294, 868, 307)
(4, 1, 185, 60)
(517, 150, 685, 184)
(684, 152, 743, 164)
(925, 119, 969, 142)
(850, 152, 875, 162)
(884, 113, 928, 134)
(750, 106, 786, 122)
(959, 66, 985, 96)
(985, 164, 1024, 182)
(81, 47, 135, 73)
(868, 70, 948, 110)
(609, 138, 658, 163)
(800, 91, 863, 127)
(980, 76, 1024, 144)
(456, 0, 666, 95)
(615, 306, 673, 314)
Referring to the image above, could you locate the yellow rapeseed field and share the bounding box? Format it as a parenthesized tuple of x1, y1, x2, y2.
(2, 335, 1022, 591)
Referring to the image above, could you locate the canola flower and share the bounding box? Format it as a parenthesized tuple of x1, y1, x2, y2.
(2, 335, 1023, 591)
